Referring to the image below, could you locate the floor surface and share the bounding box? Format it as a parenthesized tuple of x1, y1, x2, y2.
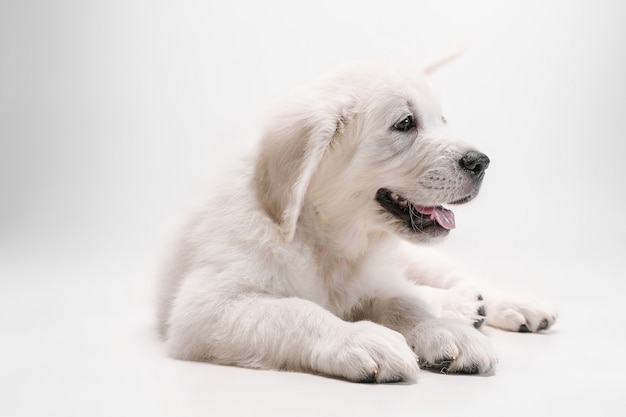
(2, 229, 624, 417)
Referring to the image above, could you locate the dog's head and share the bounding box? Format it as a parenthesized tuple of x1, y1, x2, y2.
(255, 60, 489, 246)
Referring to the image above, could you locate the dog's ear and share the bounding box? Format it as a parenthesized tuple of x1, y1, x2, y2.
(421, 42, 469, 74)
(254, 95, 351, 242)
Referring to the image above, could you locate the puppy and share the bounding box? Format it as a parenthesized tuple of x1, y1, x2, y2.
(157, 59, 557, 383)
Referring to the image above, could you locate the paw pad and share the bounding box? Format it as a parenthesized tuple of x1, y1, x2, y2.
(420, 357, 454, 374)
(456, 364, 479, 374)
(358, 373, 377, 383)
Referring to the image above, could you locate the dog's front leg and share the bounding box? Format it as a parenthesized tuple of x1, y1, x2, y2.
(394, 243, 491, 328)
(166, 269, 419, 383)
(399, 243, 558, 333)
(397, 243, 475, 289)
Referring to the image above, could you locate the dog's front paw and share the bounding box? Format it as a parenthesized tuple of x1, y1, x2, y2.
(408, 318, 498, 374)
(484, 294, 558, 333)
(439, 286, 486, 330)
(315, 321, 419, 383)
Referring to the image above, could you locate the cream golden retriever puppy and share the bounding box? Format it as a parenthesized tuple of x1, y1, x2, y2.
(157, 58, 557, 383)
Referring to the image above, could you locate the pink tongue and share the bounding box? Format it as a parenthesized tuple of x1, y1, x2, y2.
(414, 205, 456, 230)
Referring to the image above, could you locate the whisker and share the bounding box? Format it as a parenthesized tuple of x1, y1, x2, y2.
(408, 204, 423, 232)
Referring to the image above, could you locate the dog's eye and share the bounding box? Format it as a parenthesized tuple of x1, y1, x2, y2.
(393, 116, 414, 132)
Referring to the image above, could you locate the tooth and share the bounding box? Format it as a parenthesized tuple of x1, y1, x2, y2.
(390, 192, 399, 200)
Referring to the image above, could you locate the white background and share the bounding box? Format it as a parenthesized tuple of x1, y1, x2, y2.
(1, 1, 625, 416)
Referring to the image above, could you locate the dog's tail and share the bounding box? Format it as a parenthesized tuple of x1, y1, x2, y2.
(421, 42, 470, 74)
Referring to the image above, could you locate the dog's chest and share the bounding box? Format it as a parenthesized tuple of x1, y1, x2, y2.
(277, 245, 363, 317)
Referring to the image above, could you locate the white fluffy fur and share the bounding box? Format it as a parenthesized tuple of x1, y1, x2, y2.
(157, 61, 557, 383)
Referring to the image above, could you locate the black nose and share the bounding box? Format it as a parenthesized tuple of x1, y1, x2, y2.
(459, 151, 490, 177)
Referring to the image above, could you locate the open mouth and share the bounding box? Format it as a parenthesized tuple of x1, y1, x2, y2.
(376, 188, 468, 236)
